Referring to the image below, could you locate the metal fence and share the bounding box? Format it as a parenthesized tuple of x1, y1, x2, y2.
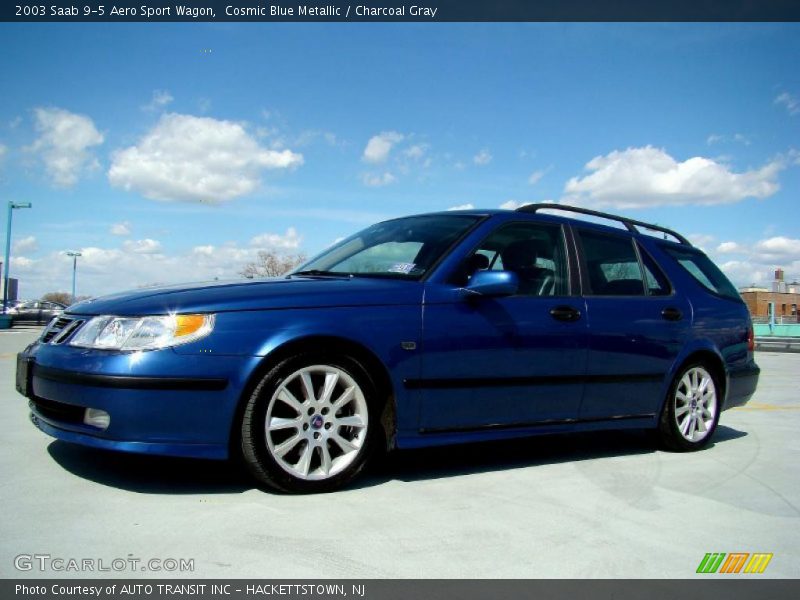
(752, 315, 799, 325)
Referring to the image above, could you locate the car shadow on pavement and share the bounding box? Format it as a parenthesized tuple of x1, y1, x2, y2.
(47, 441, 252, 494)
(357, 425, 749, 488)
(46, 425, 748, 494)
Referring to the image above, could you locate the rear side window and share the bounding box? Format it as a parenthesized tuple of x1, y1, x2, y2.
(662, 246, 740, 300)
(579, 230, 645, 296)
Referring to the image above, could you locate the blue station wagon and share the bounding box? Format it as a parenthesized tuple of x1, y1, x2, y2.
(17, 204, 760, 492)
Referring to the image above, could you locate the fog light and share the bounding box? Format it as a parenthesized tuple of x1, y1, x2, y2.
(83, 408, 110, 430)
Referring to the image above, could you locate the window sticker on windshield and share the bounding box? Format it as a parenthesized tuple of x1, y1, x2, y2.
(388, 262, 416, 274)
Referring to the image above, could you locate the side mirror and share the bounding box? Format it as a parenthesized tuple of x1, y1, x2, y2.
(462, 270, 519, 297)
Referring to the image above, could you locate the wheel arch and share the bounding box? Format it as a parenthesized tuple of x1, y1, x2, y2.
(229, 335, 397, 459)
(664, 346, 728, 412)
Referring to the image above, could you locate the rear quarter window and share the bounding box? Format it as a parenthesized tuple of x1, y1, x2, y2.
(662, 246, 740, 301)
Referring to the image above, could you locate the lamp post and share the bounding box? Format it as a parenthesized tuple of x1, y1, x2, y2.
(65, 251, 82, 304)
(3, 201, 32, 315)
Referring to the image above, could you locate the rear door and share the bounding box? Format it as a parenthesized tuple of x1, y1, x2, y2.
(576, 228, 691, 420)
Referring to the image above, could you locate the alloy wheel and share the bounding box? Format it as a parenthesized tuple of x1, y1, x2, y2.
(264, 365, 368, 480)
(673, 366, 717, 443)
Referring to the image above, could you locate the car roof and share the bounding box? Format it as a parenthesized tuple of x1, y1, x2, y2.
(403, 207, 693, 247)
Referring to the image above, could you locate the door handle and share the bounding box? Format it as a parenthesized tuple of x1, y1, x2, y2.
(550, 305, 581, 322)
(661, 307, 683, 321)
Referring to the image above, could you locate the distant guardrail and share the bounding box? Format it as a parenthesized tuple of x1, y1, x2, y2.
(754, 337, 800, 353)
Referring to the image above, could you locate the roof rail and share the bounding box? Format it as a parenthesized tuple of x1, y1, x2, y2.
(515, 203, 691, 245)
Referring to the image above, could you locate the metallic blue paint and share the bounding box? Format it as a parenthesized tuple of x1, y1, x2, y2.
(18, 209, 759, 460)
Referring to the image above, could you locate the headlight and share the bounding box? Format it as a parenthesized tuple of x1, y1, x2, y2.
(69, 314, 214, 351)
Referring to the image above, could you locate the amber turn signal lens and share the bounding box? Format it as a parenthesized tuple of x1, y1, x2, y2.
(175, 315, 207, 337)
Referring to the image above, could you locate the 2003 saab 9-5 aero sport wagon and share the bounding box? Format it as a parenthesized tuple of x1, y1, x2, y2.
(17, 204, 759, 493)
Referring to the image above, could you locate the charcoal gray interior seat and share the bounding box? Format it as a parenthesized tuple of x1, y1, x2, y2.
(501, 239, 552, 296)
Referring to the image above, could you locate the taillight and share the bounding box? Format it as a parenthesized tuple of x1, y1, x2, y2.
(747, 323, 755, 352)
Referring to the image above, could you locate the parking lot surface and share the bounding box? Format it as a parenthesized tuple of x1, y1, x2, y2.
(1, 327, 798, 578)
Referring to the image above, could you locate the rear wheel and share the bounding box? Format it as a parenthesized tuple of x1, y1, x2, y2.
(240, 354, 378, 493)
(657, 363, 721, 451)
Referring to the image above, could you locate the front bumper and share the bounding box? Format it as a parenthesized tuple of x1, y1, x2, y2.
(17, 342, 256, 460)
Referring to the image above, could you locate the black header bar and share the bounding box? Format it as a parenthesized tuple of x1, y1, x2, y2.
(3, 1, 800, 23)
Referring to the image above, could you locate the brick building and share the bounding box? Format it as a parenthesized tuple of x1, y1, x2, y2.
(739, 269, 800, 322)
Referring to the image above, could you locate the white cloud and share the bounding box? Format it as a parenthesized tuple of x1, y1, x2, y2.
(249, 227, 301, 250)
(363, 131, 404, 163)
(110, 221, 131, 236)
(706, 133, 750, 146)
(361, 172, 396, 187)
(528, 169, 546, 185)
(397, 143, 432, 172)
(0, 144, 7, 163)
(775, 92, 799, 116)
(11, 256, 33, 268)
(122, 238, 162, 254)
(753, 236, 800, 261)
(447, 203, 474, 211)
(108, 113, 303, 203)
(719, 257, 800, 289)
(11, 228, 303, 298)
(294, 130, 339, 147)
(688, 234, 715, 249)
(473, 149, 492, 166)
(28, 107, 104, 187)
(142, 90, 174, 112)
(13, 236, 37, 254)
(192, 245, 215, 256)
(404, 144, 428, 160)
(563, 146, 784, 209)
(719, 260, 768, 287)
(700, 235, 800, 288)
(500, 200, 530, 210)
(716, 241, 743, 254)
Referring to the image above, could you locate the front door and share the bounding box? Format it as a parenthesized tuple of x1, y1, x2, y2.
(417, 220, 588, 432)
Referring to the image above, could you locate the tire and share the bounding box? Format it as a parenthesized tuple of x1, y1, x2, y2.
(240, 353, 380, 493)
(657, 363, 721, 452)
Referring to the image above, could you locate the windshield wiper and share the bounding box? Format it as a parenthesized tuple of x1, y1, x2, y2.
(289, 270, 352, 279)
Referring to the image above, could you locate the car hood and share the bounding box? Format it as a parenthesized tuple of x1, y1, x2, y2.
(67, 276, 424, 316)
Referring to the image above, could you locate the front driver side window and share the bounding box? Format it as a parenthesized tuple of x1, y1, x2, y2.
(458, 222, 569, 296)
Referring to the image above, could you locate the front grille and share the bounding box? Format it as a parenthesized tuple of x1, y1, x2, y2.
(41, 317, 69, 342)
(40, 316, 84, 344)
(29, 397, 85, 425)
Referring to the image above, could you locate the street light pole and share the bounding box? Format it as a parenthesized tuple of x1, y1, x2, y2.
(3, 201, 32, 315)
(65, 251, 82, 303)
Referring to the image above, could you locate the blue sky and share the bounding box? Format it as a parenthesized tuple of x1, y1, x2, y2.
(0, 23, 799, 298)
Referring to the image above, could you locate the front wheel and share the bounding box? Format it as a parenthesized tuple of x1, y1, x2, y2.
(657, 363, 721, 452)
(240, 354, 378, 493)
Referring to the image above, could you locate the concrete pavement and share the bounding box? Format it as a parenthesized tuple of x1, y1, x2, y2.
(1, 327, 798, 579)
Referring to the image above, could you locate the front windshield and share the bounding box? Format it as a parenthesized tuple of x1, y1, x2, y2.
(293, 214, 480, 279)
